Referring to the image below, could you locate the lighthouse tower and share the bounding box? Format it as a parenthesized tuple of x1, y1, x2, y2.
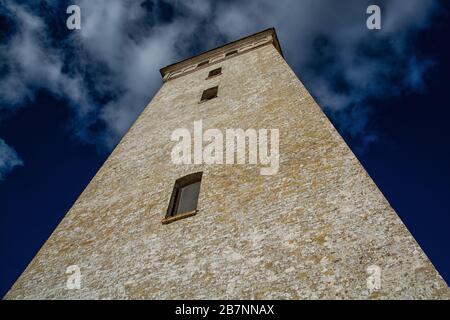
(5, 28, 449, 299)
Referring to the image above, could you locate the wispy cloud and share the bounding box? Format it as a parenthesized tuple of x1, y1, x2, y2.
(0, 0, 440, 155)
(0, 2, 91, 112)
(0, 138, 23, 180)
(213, 0, 438, 146)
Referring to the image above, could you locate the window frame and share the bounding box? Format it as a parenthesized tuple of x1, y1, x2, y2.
(162, 172, 203, 224)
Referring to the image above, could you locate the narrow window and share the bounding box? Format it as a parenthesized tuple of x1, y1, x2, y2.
(225, 50, 238, 57)
(197, 60, 209, 68)
(163, 172, 202, 224)
(207, 67, 222, 78)
(200, 86, 218, 102)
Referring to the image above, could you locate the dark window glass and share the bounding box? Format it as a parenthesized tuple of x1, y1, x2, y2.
(201, 86, 218, 101)
(208, 67, 222, 78)
(176, 181, 201, 214)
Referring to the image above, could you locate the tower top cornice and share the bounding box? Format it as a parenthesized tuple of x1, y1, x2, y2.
(159, 28, 283, 82)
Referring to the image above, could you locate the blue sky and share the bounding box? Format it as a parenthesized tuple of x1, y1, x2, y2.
(1, 0, 450, 296)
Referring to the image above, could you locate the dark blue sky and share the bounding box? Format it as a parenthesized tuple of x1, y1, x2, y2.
(1, 0, 449, 297)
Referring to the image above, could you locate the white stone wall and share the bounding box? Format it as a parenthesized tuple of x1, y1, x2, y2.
(5, 41, 449, 299)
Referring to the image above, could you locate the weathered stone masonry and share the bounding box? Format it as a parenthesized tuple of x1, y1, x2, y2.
(5, 28, 449, 299)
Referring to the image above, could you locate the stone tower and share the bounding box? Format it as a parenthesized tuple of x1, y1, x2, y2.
(5, 28, 449, 299)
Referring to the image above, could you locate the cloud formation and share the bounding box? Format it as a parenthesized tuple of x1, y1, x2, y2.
(0, 0, 440, 159)
(0, 138, 23, 180)
(212, 0, 437, 149)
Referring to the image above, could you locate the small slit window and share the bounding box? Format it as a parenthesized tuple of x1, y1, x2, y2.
(197, 60, 209, 68)
(207, 67, 222, 78)
(225, 50, 238, 57)
(163, 172, 202, 224)
(200, 86, 218, 102)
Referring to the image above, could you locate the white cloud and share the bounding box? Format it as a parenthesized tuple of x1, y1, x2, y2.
(213, 0, 438, 143)
(0, 138, 23, 180)
(0, 2, 93, 113)
(0, 0, 440, 152)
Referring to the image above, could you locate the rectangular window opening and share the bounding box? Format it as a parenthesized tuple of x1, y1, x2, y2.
(200, 86, 218, 102)
(163, 172, 202, 224)
(225, 50, 238, 57)
(197, 60, 209, 68)
(207, 67, 222, 78)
